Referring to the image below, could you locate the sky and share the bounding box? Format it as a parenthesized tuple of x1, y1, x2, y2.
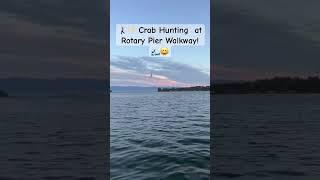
(110, 0, 210, 87)
(213, 0, 320, 81)
(0, 0, 320, 82)
(0, 0, 106, 79)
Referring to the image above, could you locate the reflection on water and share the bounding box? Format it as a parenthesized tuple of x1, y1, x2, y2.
(111, 92, 210, 180)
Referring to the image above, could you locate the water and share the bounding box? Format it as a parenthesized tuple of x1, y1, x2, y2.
(2, 93, 319, 180)
(213, 94, 320, 180)
(0, 96, 107, 179)
(111, 92, 210, 180)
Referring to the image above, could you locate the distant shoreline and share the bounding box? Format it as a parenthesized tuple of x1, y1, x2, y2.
(2, 76, 320, 95)
(158, 76, 320, 94)
(158, 86, 210, 92)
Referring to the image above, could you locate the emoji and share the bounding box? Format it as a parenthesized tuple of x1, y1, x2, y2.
(128, 26, 135, 33)
(160, 47, 169, 56)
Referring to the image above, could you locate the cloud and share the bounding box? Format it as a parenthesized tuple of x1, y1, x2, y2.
(111, 56, 209, 87)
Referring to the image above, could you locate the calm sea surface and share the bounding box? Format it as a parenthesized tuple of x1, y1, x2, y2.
(2, 94, 320, 180)
(111, 92, 210, 180)
(214, 94, 320, 180)
(0, 96, 107, 179)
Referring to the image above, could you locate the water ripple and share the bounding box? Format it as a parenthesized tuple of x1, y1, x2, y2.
(111, 92, 209, 180)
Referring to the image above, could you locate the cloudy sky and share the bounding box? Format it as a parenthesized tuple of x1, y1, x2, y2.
(111, 56, 209, 87)
(1, 0, 320, 82)
(0, 0, 106, 79)
(110, 0, 210, 87)
(214, 0, 320, 80)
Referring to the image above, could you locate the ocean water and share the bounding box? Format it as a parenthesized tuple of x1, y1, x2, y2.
(2, 93, 319, 180)
(0, 96, 107, 179)
(213, 94, 320, 180)
(111, 92, 210, 180)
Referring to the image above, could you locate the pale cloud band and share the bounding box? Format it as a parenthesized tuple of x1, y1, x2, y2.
(111, 56, 209, 87)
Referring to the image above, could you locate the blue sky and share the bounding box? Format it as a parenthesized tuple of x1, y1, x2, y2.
(110, 0, 210, 87)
